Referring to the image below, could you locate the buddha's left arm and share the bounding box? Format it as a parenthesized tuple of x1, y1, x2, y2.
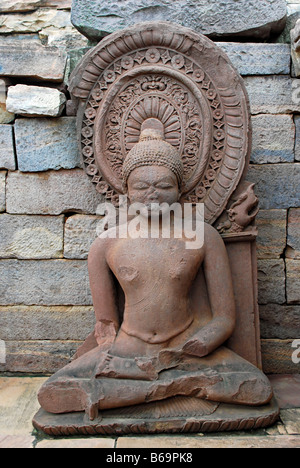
(182, 224, 236, 358)
(88, 237, 120, 349)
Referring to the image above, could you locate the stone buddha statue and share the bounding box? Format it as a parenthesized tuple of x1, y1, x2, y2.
(36, 122, 273, 425)
(33, 22, 279, 435)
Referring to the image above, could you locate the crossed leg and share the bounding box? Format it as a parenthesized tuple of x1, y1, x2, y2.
(38, 346, 273, 420)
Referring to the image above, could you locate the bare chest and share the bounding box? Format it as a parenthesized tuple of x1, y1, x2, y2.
(107, 238, 203, 289)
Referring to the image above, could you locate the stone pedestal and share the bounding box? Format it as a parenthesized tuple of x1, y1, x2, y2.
(33, 398, 279, 436)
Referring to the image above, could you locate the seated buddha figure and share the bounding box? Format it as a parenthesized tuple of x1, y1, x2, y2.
(37, 121, 273, 421)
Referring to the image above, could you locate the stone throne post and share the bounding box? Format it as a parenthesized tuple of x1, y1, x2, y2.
(33, 22, 279, 436)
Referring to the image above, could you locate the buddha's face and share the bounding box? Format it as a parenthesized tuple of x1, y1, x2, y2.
(127, 165, 180, 216)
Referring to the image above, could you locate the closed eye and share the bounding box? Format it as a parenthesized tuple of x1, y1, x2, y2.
(132, 183, 149, 190)
(156, 183, 174, 189)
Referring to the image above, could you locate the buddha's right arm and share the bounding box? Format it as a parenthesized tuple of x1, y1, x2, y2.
(88, 237, 120, 347)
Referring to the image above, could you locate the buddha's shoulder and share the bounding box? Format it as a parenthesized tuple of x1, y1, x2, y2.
(88, 230, 117, 255)
(204, 222, 224, 246)
(89, 224, 128, 253)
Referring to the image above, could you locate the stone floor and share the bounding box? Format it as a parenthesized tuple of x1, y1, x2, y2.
(0, 375, 299, 448)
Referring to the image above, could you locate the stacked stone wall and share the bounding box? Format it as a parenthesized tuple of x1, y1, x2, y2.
(0, 0, 299, 375)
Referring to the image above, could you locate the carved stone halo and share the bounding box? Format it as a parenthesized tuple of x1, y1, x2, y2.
(69, 22, 251, 224)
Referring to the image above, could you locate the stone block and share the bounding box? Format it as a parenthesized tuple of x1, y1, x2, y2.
(0, 79, 14, 124)
(0, 259, 92, 305)
(244, 77, 300, 114)
(0, 36, 67, 82)
(2, 340, 80, 374)
(251, 115, 295, 164)
(291, 19, 300, 77)
(0, 9, 71, 34)
(71, 0, 287, 42)
(39, 25, 89, 51)
(43, 0, 72, 8)
(286, 259, 300, 304)
(247, 164, 300, 210)
(64, 46, 91, 85)
(64, 215, 101, 259)
(257, 259, 286, 305)
(0, 214, 64, 259)
(0, 0, 71, 12)
(7, 85, 66, 118)
(14, 117, 80, 172)
(6, 169, 104, 215)
(0, 1, 43, 12)
(256, 210, 287, 259)
(294, 116, 300, 161)
(66, 100, 77, 116)
(217, 43, 291, 76)
(259, 304, 300, 339)
(0, 125, 15, 170)
(287, 208, 300, 259)
(0, 171, 6, 212)
(277, 3, 300, 44)
(0, 306, 95, 340)
(261, 339, 300, 374)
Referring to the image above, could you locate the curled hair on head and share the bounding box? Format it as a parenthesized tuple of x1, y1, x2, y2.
(122, 118, 184, 192)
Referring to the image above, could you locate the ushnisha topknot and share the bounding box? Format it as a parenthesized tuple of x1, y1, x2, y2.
(122, 124, 184, 192)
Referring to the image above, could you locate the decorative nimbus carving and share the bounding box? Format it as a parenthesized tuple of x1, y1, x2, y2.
(103, 74, 203, 184)
(70, 22, 251, 224)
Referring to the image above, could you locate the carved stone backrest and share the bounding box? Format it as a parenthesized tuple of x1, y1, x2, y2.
(70, 22, 262, 368)
(70, 21, 252, 224)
